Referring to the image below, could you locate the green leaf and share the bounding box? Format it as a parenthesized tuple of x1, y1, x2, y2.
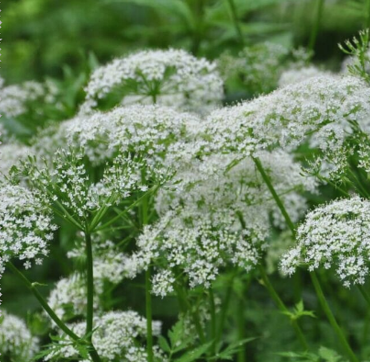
(318, 347, 344, 362)
(175, 342, 212, 362)
(158, 336, 171, 353)
(215, 337, 257, 360)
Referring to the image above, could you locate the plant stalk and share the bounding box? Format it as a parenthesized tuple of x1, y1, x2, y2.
(258, 264, 308, 350)
(146, 268, 154, 362)
(227, 0, 244, 45)
(310, 272, 358, 362)
(85, 230, 95, 341)
(253, 157, 296, 235)
(8, 262, 102, 362)
(308, 0, 325, 51)
(209, 288, 217, 358)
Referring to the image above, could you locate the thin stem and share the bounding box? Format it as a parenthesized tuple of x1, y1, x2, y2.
(191, 0, 205, 55)
(174, 283, 206, 343)
(358, 284, 370, 307)
(209, 288, 217, 358)
(308, 0, 325, 52)
(85, 230, 94, 340)
(141, 175, 153, 362)
(258, 265, 308, 351)
(95, 185, 158, 232)
(8, 262, 102, 362)
(146, 269, 154, 362)
(216, 272, 236, 348)
(366, 0, 370, 29)
(8, 262, 80, 341)
(237, 297, 246, 362)
(253, 157, 296, 235)
(227, 0, 244, 45)
(310, 272, 358, 362)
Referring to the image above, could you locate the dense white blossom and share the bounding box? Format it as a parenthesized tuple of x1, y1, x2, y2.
(0, 311, 39, 361)
(45, 311, 164, 361)
(278, 66, 332, 87)
(0, 79, 59, 118)
(129, 150, 316, 294)
(0, 183, 56, 269)
(80, 49, 223, 114)
(21, 151, 149, 220)
(201, 76, 370, 178)
(31, 105, 200, 169)
(0, 143, 34, 178)
(281, 197, 370, 287)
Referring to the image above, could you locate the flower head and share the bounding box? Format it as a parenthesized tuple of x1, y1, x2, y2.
(281, 196, 370, 287)
(0, 312, 39, 361)
(80, 49, 223, 114)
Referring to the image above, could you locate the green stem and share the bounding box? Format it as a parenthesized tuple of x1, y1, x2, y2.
(216, 272, 236, 348)
(358, 284, 370, 307)
(141, 174, 153, 362)
(253, 157, 296, 235)
(85, 230, 95, 341)
(308, 0, 325, 52)
(258, 265, 308, 351)
(366, 0, 370, 28)
(174, 283, 206, 343)
(146, 269, 154, 362)
(191, 0, 205, 55)
(237, 297, 246, 362)
(310, 272, 358, 362)
(227, 0, 244, 45)
(8, 262, 102, 362)
(209, 288, 217, 358)
(95, 185, 158, 232)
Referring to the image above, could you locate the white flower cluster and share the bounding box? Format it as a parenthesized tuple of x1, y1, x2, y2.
(22, 151, 147, 219)
(281, 197, 370, 287)
(45, 311, 164, 362)
(0, 183, 56, 270)
(80, 49, 223, 115)
(0, 143, 34, 178)
(0, 123, 8, 144)
(129, 150, 316, 294)
(64, 105, 200, 165)
(0, 311, 39, 362)
(0, 79, 59, 118)
(201, 75, 370, 178)
(278, 66, 332, 87)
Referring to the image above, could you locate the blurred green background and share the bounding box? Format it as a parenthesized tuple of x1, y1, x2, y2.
(3, 0, 370, 84)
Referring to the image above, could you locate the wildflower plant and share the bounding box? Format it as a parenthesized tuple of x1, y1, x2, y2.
(80, 49, 224, 115)
(7, 25, 370, 362)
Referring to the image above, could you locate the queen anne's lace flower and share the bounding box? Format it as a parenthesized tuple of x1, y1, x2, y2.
(278, 66, 332, 87)
(21, 151, 149, 220)
(80, 49, 223, 115)
(0, 183, 56, 269)
(201, 76, 370, 178)
(30, 105, 200, 171)
(0, 143, 34, 178)
(0, 79, 59, 119)
(281, 197, 370, 287)
(0, 312, 39, 362)
(129, 150, 316, 294)
(44, 311, 164, 362)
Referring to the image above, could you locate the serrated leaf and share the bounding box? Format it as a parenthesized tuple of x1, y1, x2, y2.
(175, 342, 212, 362)
(215, 337, 256, 360)
(158, 336, 171, 353)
